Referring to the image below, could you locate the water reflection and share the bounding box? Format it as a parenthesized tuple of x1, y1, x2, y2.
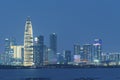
(24, 78, 51, 80)
(74, 77, 100, 80)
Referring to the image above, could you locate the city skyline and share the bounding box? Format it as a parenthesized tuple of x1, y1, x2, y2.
(0, 0, 120, 53)
(0, 1, 120, 80)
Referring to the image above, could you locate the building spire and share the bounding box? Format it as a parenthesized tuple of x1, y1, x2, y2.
(26, 16, 31, 21)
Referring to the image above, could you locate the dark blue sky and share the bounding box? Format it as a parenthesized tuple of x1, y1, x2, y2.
(0, 0, 119, 53)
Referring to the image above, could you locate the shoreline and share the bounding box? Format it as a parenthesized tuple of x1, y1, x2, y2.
(1, 64, 120, 69)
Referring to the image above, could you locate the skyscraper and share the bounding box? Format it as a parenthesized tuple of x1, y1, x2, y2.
(83, 44, 92, 63)
(49, 33, 57, 55)
(24, 17, 33, 66)
(4, 38, 10, 65)
(4, 37, 16, 65)
(73, 44, 81, 64)
(74, 44, 80, 55)
(34, 36, 44, 66)
(93, 39, 102, 63)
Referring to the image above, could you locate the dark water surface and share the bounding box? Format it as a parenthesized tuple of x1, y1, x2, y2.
(0, 68, 120, 80)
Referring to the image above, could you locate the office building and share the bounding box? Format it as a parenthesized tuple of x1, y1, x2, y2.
(83, 44, 92, 63)
(93, 39, 102, 63)
(49, 33, 57, 55)
(4, 37, 16, 65)
(34, 36, 44, 66)
(74, 44, 80, 55)
(11, 45, 24, 65)
(48, 48, 57, 64)
(4, 38, 10, 65)
(24, 17, 33, 66)
(57, 53, 64, 64)
(63, 50, 72, 64)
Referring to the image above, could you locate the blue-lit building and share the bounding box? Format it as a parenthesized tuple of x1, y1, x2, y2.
(34, 35, 44, 66)
(47, 48, 57, 64)
(4, 38, 10, 65)
(83, 44, 92, 63)
(74, 44, 80, 55)
(4, 37, 16, 65)
(49, 33, 57, 55)
(56, 53, 64, 64)
(80, 47, 84, 61)
(93, 39, 102, 63)
(43, 45, 49, 65)
(63, 50, 72, 64)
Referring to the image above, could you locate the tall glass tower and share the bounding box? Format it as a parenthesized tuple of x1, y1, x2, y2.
(49, 33, 57, 55)
(24, 17, 33, 66)
(93, 39, 102, 63)
(34, 35, 44, 66)
(4, 37, 16, 65)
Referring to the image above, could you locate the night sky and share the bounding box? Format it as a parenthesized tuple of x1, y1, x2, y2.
(0, 0, 119, 53)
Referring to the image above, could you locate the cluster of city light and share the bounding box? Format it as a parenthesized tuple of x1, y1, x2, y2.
(0, 17, 120, 67)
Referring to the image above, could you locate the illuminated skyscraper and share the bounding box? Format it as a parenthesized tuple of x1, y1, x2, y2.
(4, 38, 10, 65)
(93, 39, 102, 63)
(83, 44, 92, 63)
(24, 17, 33, 66)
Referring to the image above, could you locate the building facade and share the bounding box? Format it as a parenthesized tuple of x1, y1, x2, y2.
(11, 45, 24, 65)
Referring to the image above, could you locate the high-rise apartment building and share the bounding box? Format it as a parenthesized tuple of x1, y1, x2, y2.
(93, 39, 102, 63)
(24, 17, 33, 66)
(74, 44, 80, 55)
(83, 44, 92, 63)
